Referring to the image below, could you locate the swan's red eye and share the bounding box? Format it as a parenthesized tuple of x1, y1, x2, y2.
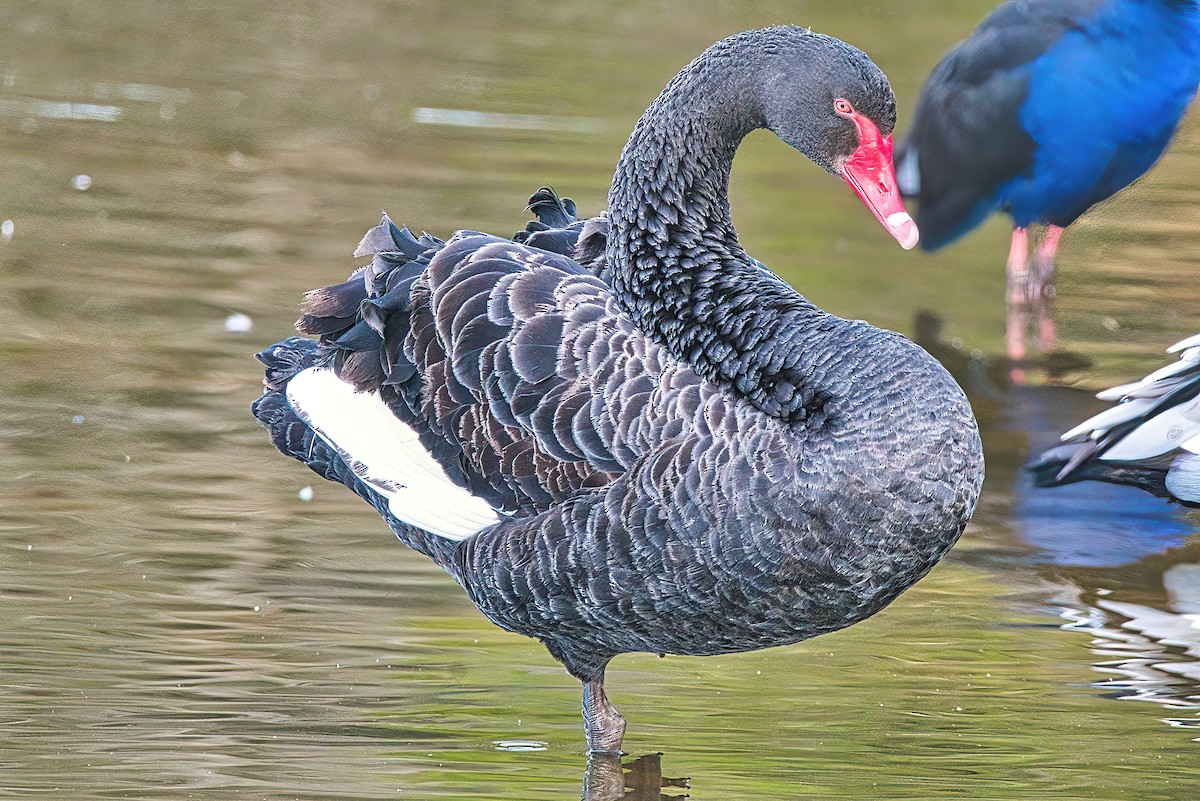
(834, 99, 854, 116)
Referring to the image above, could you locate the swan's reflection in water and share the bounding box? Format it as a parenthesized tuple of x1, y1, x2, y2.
(583, 753, 689, 801)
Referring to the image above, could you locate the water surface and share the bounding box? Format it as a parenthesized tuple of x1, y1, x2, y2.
(2, 2, 1198, 798)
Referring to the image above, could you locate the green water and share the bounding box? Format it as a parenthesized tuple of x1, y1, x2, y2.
(2, 1, 1198, 798)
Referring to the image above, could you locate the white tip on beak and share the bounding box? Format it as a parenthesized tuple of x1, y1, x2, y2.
(886, 212, 919, 250)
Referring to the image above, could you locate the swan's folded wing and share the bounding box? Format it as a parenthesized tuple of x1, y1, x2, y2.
(302, 213, 703, 520)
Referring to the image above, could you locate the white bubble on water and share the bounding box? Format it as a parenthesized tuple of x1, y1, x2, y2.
(493, 740, 548, 752)
(224, 312, 253, 333)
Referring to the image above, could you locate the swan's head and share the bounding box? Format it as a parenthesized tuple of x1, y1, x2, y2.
(756, 29, 918, 250)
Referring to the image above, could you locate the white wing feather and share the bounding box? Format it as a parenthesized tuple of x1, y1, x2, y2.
(1060, 397, 1155, 442)
(1166, 334, 1200, 354)
(1100, 397, 1200, 461)
(1064, 334, 1200, 464)
(286, 367, 500, 540)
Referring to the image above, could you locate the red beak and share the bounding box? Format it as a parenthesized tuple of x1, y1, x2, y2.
(841, 114, 919, 250)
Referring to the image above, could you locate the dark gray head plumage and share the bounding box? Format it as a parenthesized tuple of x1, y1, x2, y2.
(660, 26, 898, 174)
(755, 28, 896, 172)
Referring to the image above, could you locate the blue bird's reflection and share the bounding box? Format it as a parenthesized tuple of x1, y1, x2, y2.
(920, 317, 1200, 723)
(1006, 383, 1199, 718)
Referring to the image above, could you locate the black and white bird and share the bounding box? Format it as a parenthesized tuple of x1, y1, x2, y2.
(252, 26, 984, 754)
(1030, 334, 1200, 505)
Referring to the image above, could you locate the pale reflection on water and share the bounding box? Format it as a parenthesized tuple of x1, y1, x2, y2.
(2, 1, 1199, 799)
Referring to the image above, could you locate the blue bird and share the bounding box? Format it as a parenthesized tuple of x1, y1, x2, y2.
(896, 0, 1200, 359)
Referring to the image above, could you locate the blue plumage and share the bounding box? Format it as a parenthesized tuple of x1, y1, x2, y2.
(897, 0, 1200, 362)
(901, 0, 1200, 248)
(1003, 0, 1200, 227)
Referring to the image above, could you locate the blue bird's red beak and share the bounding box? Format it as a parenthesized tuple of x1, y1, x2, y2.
(841, 114, 919, 250)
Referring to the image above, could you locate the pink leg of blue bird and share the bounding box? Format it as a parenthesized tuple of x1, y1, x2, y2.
(1006, 225, 1065, 378)
(1006, 226, 1031, 378)
(1033, 225, 1064, 352)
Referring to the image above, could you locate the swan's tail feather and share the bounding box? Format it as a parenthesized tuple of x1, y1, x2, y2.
(296, 276, 370, 338)
(253, 339, 398, 522)
(294, 214, 442, 395)
(258, 335, 327, 392)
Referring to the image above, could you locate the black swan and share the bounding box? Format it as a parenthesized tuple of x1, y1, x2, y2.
(895, 0, 1200, 360)
(253, 26, 984, 754)
(1030, 334, 1200, 505)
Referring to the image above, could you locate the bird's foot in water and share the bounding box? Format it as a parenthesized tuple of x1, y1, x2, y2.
(1005, 224, 1062, 366)
(1006, 273, 1059, 381)
(1028, 224, 1062, 352)
(1032, 281, 1057, 353)
(1006, 271, 1055, 308)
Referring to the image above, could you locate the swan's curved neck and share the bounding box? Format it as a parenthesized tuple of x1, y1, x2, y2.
(607, 58, 760, 277)
(605, 50, 827, 422)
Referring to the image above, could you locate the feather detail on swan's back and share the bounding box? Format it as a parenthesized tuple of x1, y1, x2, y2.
(272, 193, 715, 525)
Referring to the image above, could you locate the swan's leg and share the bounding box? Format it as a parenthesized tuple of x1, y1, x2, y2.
(1033, 225, 1063, 352)
(1005, 227, 1031, 378)
(582, 676, 626, 755)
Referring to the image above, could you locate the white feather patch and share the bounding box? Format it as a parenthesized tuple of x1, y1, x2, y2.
(1096, 375, 1187, 402)
(1165, 454, 1200, 504)
(1137, 357, 1198, 386)
(1167, 333, 1200, 353)
(286, 367, 500, 540)
(1096, 340, 1200, 401)
(1094, 379, 1144, 402)
(1100, 397, 1200, 461)
(1060, 397, 1155, 441)
(895, 147, 920, 196)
